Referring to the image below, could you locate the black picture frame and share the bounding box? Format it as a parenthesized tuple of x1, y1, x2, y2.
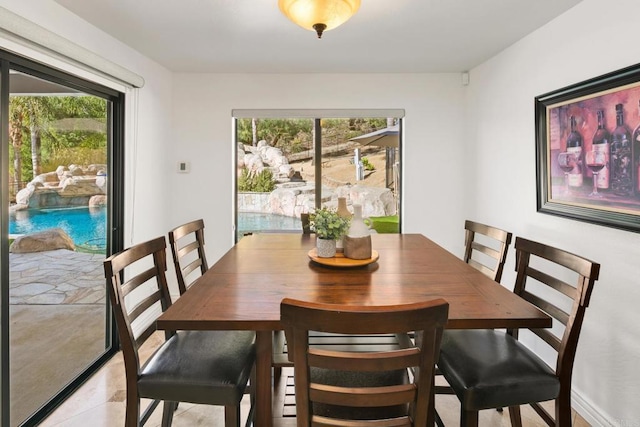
(535, 63, 640, 233)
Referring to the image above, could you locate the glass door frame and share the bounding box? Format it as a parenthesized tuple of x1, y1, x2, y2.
(232, 109, 404, 241)
(0, 49, 124, 427)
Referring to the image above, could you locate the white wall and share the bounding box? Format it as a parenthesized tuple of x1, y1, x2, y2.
(7, 0, 631, 424)
(170, 73, 467, 262)
(0, 0, 174, 246)
(466, 0, 640, 424)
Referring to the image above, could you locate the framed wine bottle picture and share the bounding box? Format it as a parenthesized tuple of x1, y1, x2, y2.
(536, 62, 640, 233)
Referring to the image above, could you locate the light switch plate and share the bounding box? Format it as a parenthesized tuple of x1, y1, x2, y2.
(177, 161, 190, 173)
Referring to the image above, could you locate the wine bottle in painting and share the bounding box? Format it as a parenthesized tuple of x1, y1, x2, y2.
(592, 109, 610, 189)
(633, 100, 640, 196)
(566, 115, 583, 187)
(611, 103, 633, 196)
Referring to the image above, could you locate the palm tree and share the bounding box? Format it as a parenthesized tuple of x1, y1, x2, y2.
(9, 105, 24, 191)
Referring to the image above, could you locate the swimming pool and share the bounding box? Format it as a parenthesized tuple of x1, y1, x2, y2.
(237, 212, 302, 239)
(10, 207, 107, 252)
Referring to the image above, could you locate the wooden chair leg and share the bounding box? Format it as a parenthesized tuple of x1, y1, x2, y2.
(161, 401, 177, 427)
(125, 391, 139, 427)
(225, 405, 240, 427)
(556, 391, 573, 426)
(508, 405, 523, 427)
(461, 409, 479, 427)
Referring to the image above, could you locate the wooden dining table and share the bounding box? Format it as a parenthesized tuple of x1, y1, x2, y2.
(156, 233, 551, 426)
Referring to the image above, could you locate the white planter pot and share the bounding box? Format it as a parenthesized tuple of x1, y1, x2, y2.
(316, 237, 337, 258)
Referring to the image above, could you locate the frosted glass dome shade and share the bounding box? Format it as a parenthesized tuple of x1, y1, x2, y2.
(278, 0, 361, 38)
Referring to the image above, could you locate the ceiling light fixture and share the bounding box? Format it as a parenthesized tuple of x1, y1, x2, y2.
(278, 0, 361, 39)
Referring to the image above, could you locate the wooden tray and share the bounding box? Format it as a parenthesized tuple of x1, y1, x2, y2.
(308, 249, 379, 268)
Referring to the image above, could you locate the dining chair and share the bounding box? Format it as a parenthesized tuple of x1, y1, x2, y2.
(168, 218, 208, 295)
(436, 236, 600, 427)
(104, 236, 256, 427)
(463, 220, 513, 283)
(281, 297, 449, 426)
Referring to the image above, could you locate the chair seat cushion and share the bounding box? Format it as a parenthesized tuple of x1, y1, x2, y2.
(437, 329, 560, 411)
(138, 330, 255, 405)
(310, 367, 409, 420)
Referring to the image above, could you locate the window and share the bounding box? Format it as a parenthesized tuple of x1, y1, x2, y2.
(233, 110, 403, 240)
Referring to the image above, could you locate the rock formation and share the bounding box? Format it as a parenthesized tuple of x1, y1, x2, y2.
(12, 164, 107, 211)
(10, 228, 75, 253)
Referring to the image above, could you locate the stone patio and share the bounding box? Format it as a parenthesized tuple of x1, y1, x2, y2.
(9, 249, 105, 305)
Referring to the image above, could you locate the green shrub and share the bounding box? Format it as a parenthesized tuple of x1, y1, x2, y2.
(238, 168, 276, 192)
(361, 157, 375, 171)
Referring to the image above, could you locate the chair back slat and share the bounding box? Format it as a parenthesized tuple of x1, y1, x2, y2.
(313, 415, 412, 427)
(121, 267, 161, 296)
(181, 258, 204, 279)
(520, 290, 570, 325)
(127, 289, 163, 324)
(309, 348, 421, 372)
(168, 219, 208, 295)
(135, 323, 159, 349)
(310, 383, 417, 407)
(281, 298, 448, 426)
(177, 240, 201, 259)
(470, 241, 501, 260)
(467, 258, 495, 280)
(463, 220, 512, 283)
(530, 328, 561, 352)
(518, 238, 598, 279)
(512, 237, 600, 379)
(525, 266, 577, 300)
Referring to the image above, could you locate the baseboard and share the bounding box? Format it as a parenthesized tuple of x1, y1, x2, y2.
(572, 390, 614, 427)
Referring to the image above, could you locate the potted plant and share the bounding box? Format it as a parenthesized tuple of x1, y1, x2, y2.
(310, 206, 350, 258)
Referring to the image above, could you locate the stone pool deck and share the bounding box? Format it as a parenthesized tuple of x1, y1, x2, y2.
(9, 249, 105, 305)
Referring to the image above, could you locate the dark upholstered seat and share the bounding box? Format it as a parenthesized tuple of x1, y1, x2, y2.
(438, 329, 559, 411)
(104, 236, 255, 427)
(281, 298, 449, 426)
(138, 330, 255, 406)
(437, 237, 600, 427)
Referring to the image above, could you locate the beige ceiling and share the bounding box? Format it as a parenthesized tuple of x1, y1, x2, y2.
(54, 0, 582, 73)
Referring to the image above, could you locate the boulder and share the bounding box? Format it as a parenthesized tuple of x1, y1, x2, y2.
(260, 146, 287, 168)
(69, 165, 85, 176)
(244, 153, 264, 172)
(89, 195, 107, 207)
(34, 171, 59, 184)
(95, 174, 107, 191)
(10, 228, 75, 253)
(15, 187, 33, 206)
(59, 178, 103, 197)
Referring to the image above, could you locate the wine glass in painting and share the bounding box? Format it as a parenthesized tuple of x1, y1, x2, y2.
(557, 152, 576, 196)
(585, 149, 606, 197)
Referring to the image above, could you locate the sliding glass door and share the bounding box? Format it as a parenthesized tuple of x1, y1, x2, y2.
(233, 111, 402, 240)
(1, 51, 124, 427)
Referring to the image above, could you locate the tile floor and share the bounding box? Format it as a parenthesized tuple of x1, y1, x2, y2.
(40, 333, 592, 426)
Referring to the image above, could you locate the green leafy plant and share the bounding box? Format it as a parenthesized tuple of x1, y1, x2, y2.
(310, 207, 350, 240)
(238, 168, 276, 192)
(361, 157, 375, 171)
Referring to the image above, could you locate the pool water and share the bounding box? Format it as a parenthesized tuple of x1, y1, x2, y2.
(10, 207, 107, 252)
(237, 212, 302, 239)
